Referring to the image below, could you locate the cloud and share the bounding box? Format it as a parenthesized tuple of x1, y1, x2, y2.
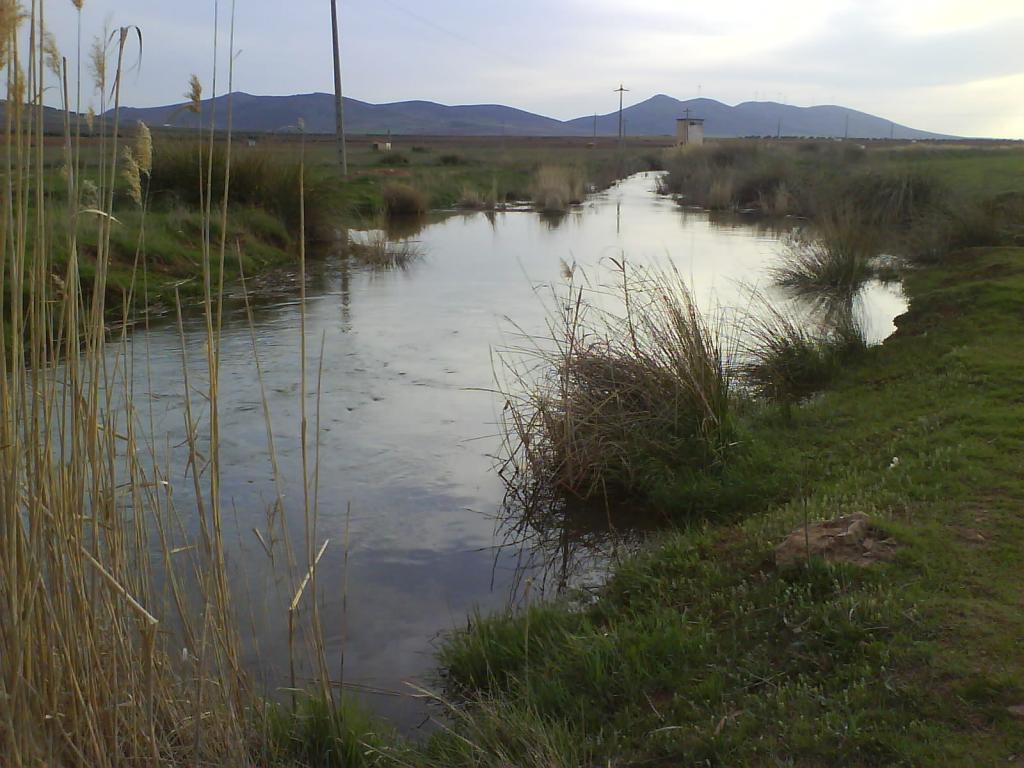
(37, 0, 1024, 138)
(746, 8, 1024, 89)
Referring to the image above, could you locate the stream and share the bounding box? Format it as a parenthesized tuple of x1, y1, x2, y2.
(119, 171, 907, 730)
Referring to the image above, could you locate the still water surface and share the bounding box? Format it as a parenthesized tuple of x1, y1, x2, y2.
(128, 172, 906, 730)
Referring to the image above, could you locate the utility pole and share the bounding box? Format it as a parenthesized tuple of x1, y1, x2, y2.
(844, 113, 849, 140)
(615, 83, 629, 150)
(890, 121, 895, 140)
(330, 0, 348, 176)
(593, 113, 597, 139)
(776, 118, 782, 139)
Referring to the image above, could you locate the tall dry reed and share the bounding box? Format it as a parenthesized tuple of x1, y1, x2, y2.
(531, 165, 586, 212)
(0, 6, 366, 764)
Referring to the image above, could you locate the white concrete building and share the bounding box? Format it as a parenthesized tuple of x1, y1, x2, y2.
(676, 117, 705, 146)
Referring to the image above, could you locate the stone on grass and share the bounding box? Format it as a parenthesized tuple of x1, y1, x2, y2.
(775, 512, 898, 568)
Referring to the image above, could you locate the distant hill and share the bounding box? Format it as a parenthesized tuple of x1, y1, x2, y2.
(567, 95, 953, 140)
(0, 102, 78, 133)
(112, 92, 571, 136)
(109, 92, 954, 140)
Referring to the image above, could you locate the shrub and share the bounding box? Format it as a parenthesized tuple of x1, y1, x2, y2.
(376, 151, 409, 166)
(381, 182, 427, 217)
(147, 142, 339, 236)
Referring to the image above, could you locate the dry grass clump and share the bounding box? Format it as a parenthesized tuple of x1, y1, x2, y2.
(739, 297, 866, 408)
(458, 179, 501, 211)
(660, 142, 797, 214)
(758, 181, 795, 217)
(499, 263, 733, 501)
(348, 229, 424, 270)
(772, 204, 880, 301)
(382, 182, 428, 217)
(904, 191, 1024, 263)
(708, 175, 738, 210)
(837, 169, 946, 226)
(531, 165, 587, 212)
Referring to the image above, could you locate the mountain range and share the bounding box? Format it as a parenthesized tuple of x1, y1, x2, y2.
(110, 93, 952, 140)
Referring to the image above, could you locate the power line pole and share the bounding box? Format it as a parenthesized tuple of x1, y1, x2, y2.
(844, 113, 849, 140)
(330, 0, 348, 176)
(615, 83, 629, 150)
(593, 113, 597, 139)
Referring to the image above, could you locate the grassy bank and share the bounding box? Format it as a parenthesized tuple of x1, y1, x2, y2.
(350, 144, 1024, 766)
(397, 244, 1024, 767)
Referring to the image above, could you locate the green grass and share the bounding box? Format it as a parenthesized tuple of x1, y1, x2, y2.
(415, 245, 1024, 766)
(23, 135, 666, 328)
(261, 695, 393, 767)
(884, 146, 1024, 197)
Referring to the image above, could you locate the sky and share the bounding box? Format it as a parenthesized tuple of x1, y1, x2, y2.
(44, 0, 1024, 138)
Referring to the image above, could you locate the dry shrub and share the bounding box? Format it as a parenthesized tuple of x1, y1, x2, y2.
(708, 175, 737, 210)
(382, 182, 428, 217)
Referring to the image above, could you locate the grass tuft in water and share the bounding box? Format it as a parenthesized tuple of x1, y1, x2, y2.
(530, 165, 587, 212)
(382, 182, 428, 217)
(739, 296, 866, 408)
(499, 262, 733, 503)
(348, 229, 424, 270)
(772, 205, 880, 300)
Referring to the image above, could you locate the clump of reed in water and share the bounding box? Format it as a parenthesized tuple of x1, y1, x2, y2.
(738, 294, 866, 409)
(531, 165, 587, 212)
(348, 229, 424, 270)
(498, 261, 734, 501)
(772, 204, 880, 300)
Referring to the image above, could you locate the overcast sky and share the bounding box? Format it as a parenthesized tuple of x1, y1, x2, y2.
(45, 0, 1024, 138)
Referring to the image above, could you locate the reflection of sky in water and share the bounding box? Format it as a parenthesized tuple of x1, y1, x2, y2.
(116, 172, 907, 732)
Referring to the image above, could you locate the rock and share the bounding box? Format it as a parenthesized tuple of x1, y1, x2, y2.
(1008, 704, 1024, 720)
(775, 512, 898, 568)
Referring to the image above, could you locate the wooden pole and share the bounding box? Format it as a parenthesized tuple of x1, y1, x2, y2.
(330, 0, 348, 176)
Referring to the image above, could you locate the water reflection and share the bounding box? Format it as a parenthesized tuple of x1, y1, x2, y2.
(120, 172, 906, 732)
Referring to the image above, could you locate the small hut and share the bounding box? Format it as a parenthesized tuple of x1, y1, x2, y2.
(676, 116, 705, 146)
(372, 130, 393, 153)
